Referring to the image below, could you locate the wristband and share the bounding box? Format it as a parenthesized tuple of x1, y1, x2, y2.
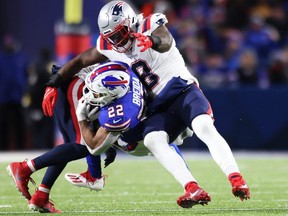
(148, 35, 162, 50)
(44, 73, 63, 88)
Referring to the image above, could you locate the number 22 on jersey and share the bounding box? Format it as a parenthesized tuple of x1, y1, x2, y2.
(108, 105, 124, 118)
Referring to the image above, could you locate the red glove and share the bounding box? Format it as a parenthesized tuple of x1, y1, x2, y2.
(42, 86, 58, 117)
(131, 32, 153, 52)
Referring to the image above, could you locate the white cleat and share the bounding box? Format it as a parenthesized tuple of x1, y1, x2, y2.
(64, 170, 106, 191)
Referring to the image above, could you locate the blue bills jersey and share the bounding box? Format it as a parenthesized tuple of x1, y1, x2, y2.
(98, 70, 145, 132)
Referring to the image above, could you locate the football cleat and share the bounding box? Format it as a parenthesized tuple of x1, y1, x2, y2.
(177, 182, 211, 208)
(229, 172, 250, 201)
(6, 161, 35, 200)
(28, 190, 61, 213)
(64, 170, 106, 191)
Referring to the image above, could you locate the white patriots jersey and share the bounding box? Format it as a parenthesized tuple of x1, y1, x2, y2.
(96, 13, 199, 101)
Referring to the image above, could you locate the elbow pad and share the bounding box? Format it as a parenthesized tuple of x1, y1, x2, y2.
(85, 132, 120, 156)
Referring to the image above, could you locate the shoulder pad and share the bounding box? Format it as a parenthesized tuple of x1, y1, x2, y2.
(141, 13, 167, 33)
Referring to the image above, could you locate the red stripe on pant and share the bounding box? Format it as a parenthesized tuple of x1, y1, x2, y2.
(67, 77, 85, 144)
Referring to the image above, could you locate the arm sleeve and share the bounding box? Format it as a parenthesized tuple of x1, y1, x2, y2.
(84, 131, 120, 156)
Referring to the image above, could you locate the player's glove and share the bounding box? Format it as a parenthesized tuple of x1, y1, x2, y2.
(131, 32, 161, 52)
(76, 97, 88, 121)
(86, 104, 100, 122)
(42, 65, 63, 117)
(104, 147, 117, 168)
(42, 86, 58, 117)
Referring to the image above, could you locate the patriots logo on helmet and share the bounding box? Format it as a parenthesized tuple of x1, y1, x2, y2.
(156, 18, 165, 26)
(102, 76, 128, 90)
(112, 2, 124, 16)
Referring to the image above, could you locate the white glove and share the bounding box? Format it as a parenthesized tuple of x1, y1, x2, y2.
(86, 104, 100, 122)
(76, 97, 88, 121)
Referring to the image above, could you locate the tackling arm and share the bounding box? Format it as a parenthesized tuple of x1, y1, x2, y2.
(132, 25, 173, 53)
(42, 48, 108, 117)
(58, 47, 108, 81)
(79, 120, 120, 155)
(151, 25, 173, 53)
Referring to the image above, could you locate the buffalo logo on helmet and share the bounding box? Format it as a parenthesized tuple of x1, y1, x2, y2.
(101, 76, 128, 90)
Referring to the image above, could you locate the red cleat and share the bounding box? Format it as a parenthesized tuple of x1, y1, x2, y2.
(229, 172, 250, 201)
(177, 182, 211, 208)
(28, 190, 61, 213)
(6, 161, 35, 200)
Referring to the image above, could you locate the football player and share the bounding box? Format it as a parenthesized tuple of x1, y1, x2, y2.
(6, 63, 112, 213)
(7, 61, 191, 213)
(42, 0, 250, 209)
(46, 64, 109, 187)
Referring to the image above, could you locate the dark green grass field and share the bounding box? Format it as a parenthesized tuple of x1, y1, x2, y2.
(0, 151, 287, 215)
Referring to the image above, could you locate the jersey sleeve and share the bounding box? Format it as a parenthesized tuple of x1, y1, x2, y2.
(102, 116, 131, 132)
(140, 13, 168, 34)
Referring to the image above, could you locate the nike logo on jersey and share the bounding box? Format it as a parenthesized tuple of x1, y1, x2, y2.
(113, 118, 122, 124)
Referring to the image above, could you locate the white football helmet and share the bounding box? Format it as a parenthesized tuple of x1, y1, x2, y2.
(83, 62, 130, 107)
(97, 1, 141, 53)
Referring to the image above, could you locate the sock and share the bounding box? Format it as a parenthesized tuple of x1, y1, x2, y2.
(27, 160, 36, 172)
(192, 114, 240, 177)
(39, 184, 50, 194)
(37, 183, 50, 200)
(144, 131, 197, 187)
(41, 164, 67, 188)
(169, 143, 190, 170)
(86, 154, 102, 179)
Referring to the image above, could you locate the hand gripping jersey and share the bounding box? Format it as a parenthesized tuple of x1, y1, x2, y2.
(98, 68, 146, 132)
(96, 13, 199, 111)
(76, 64, 100, 81)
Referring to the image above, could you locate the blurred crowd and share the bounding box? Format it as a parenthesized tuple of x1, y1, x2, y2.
(1, 0, 288, 150)
(136, 0, 288, 89)
(0, 34, 55, 150)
